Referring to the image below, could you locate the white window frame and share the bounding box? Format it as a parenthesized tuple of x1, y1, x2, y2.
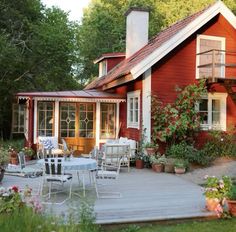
(99, 60, 107, 77)
(196, 34, 226, 79)
(198, 93, 227, 131)
(12, 104, 26, 134)
(127, 90, 140, 129)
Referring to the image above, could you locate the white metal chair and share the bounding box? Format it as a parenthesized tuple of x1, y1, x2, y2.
(40, 158, 72, 204)
(37, 136, 64, 159)
(93, 157, 122, 198)
(103, 144, 131, 172)
(5, 152, 43, 178)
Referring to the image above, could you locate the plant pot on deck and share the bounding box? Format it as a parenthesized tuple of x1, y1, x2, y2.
(9, 151, 18, 165)
(136, 159, 144, 169)
(164, 163, 174, 173)
(152, 164, 164, 173)
(227, 200, 236, 216)
(205, 198, 220, 211)
(25, 155, 32, 162)
(174, 167, 186, 174)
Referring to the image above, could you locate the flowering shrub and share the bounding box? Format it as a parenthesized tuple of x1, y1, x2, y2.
(151, 79, 207, 144)
(203, 175, 232, 200)
(203, 175, 232, 218)
(0, 185, 43, 214)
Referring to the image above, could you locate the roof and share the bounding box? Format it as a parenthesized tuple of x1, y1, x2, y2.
(94, 52, 125, 64)
(85, 1, 236, 90)
(16, 89, 125, 102)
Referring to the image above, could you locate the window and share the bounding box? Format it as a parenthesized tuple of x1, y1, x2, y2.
(196, 35, 225, 79)
(60, 103, 76, 137)
(79, 103, 95, 138)
(99, 60, 107, 77)
(12, 104, 26, 133)
(198, 93, 227, 131)
(127, 90, 140, 129)
(100, 103, 116, 139)
(38, 102, 54, 136)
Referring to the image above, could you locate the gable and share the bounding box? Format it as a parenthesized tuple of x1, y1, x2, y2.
(85, 1, 236, 91)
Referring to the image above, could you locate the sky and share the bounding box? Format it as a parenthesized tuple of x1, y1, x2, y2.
(41, 0, 91, 21)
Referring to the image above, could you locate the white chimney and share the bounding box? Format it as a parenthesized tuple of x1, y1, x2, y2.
(125, 8, 149, 58)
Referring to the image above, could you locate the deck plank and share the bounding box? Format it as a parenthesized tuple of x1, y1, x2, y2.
(1, 167, 213, 224)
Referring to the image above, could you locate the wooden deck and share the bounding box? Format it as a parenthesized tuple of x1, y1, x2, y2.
(1, 167, 213, 224)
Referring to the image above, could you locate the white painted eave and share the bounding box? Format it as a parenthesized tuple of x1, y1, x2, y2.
(130, 1, 236, 80)
(32, 97, 126, 103)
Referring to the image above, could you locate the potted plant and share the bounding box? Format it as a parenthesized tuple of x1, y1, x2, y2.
(227, 185, 236, 216)
(174, 159, 187, 174)
(0, 146, 9, 183)
(149, 155, 166, 172)
(144, 142, 156, 155)
(135, 152, 145, 169)
(203, 175, 232, 212)
(21, 147, 34, 161)
(164, 157, 175, 173)
(8, 146, 18, 165)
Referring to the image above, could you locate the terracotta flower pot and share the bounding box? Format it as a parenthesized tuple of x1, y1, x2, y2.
(10, 156, 18, 165)
(164, 163, 174, 173)
(25, 155, 31, 162)
(146, 148, 156, 156)
(227, 200, 236, 216)
(152, 164, 164, 173)
(205, 198, 220, 211)
(136, 159, 144, 169)
(174, 167, 186, 174)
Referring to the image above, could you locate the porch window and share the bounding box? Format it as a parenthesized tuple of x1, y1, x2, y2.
(100, 103, 116, 139)
(79, 103, 95, 138)
(60, 103, 76, 137)
(37, 102, 54, 136)
(198, 93, 227, 131)
(127, 90, 140, 129)
(196, 35, 225, 79)
(12, 104, 26, 133)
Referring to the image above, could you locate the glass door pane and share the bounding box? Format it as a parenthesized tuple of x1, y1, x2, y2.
(78, 103, 94, 138)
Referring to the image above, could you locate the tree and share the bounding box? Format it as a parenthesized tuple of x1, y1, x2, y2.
(77, 0, 236, 83)
(0, 0, 81, 138)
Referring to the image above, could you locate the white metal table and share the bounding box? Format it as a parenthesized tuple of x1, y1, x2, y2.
(38, 157, 97, 196)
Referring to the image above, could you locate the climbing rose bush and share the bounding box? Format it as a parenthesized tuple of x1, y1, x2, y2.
(151, 79, 207, 144)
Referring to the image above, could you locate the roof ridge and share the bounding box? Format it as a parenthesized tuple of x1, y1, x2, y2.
(148, 2, 215, 44)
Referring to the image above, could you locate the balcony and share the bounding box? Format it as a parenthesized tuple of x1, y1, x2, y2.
(196, 49, 236, 82)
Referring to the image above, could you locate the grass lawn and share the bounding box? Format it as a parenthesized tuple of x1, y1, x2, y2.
(108, 219, 236, 232)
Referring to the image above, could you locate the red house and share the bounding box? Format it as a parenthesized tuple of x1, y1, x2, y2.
(14, 1, 236, 153)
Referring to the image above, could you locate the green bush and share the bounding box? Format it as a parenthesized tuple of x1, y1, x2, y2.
(166, 142, 213, 166)
(206, 130, 236, 157)
(0, 139, 24, 152)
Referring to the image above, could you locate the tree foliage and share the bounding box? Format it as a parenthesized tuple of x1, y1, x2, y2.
(77, 0, 236, 82)
(0, 0, 80, 138)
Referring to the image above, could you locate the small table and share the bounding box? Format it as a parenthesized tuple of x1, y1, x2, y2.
(38, 157, 97, 196)
(38, 157, 97, 171)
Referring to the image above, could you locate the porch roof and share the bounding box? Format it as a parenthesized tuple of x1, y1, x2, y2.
(16, 89, 126, 103)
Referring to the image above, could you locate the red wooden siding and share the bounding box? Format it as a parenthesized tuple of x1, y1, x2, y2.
(107, 57, 125, 73)
(113, 78, 143, 141)
(151, 14, 236, 131)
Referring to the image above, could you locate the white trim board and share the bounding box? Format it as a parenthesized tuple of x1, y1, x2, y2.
(142, 69, 151, 142)
(130, 1, 236, 80)
(20, 97, 126, 103)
